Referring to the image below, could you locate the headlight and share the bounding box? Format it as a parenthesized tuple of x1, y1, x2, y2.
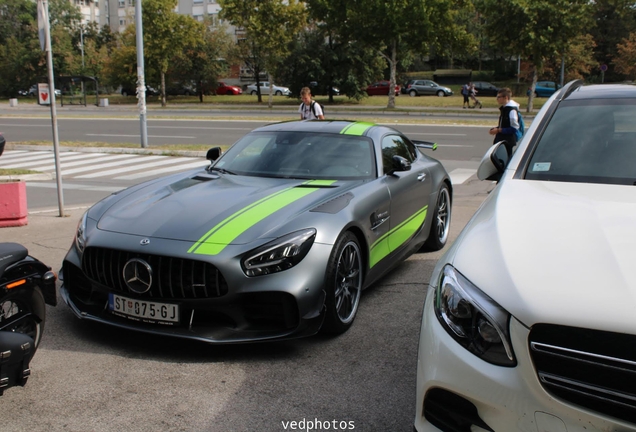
(434, 265, 516, 366)
(75, 211, 88, 254)
(241, 229, 316, 277)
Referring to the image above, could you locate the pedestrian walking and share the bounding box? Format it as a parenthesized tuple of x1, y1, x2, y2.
(489, 87, 520, 158)
(461, 82, 471, 109)
(469, 83, 482, 109)
(299, 87, 324, 120)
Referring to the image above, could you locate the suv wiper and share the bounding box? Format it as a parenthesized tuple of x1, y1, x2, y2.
(210, 166, 236, 175)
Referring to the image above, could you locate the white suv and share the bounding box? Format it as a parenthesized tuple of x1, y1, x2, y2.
(246, 82, 291, 96)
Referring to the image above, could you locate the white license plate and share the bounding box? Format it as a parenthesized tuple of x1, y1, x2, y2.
(108, 294, 179, 325)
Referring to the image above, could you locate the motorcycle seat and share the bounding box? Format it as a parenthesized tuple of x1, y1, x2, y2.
(0, 243, 28, 275)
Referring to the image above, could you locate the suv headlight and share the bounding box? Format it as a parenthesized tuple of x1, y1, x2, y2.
(75, 211, 88, 254)
(242, 229, 316, 277)
(434, 265, 516, 366)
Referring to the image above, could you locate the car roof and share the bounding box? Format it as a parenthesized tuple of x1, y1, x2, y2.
(251, 120, 395, 137)
(565, 83, 636, 101)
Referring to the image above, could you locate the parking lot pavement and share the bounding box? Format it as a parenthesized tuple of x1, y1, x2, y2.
(0, 176, 495, 432)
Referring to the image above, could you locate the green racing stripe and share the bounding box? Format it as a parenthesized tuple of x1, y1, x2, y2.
(188, 180, 336, 255)
(368, 205, 428, 268)
(340, 122, 374, 136)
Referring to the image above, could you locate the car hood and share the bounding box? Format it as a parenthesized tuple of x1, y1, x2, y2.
(452, 179, 636, 332)
(94, 174, 351, 245)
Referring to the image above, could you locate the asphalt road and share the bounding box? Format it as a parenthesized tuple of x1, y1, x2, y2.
(0, 116, 494, 160)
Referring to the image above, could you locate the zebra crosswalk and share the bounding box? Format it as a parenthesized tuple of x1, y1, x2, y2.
(0, 150, 209, 181)
(0, 149, 478, 185)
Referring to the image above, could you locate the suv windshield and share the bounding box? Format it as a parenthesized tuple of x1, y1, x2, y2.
(526, 99, 636, 185)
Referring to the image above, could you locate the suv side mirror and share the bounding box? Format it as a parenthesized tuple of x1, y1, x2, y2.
(477, 141, 509, 182)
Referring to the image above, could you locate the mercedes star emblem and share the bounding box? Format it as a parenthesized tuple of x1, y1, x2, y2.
(122, 258, 153, 294)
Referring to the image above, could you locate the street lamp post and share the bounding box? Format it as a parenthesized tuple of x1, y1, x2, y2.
(135, 0, 148, 148)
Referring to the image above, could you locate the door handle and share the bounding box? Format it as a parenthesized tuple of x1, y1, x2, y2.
(417, 172, 427, 181)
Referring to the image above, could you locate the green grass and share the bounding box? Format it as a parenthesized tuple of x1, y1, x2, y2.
(5, 92, 547, 111)
(0, 168, 40, 175)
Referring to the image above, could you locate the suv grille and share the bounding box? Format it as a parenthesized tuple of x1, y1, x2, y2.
(529, 324, 636, 425)
(82, 247, 228, 299)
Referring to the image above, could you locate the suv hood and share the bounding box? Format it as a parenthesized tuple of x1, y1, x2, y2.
(452, 179, 636, 333)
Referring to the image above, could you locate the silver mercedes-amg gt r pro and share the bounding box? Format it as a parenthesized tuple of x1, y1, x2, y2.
(60, 120, 452, 344)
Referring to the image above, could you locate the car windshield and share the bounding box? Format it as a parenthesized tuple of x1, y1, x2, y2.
(526, 99, 636, 185)
(211, 131, 376, 180)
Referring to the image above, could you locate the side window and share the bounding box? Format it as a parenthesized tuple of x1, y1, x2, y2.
(381, 135, 416, 175)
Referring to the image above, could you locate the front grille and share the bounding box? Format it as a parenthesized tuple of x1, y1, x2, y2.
(82, 247, 228, 300)
(529, 324, 636, 425)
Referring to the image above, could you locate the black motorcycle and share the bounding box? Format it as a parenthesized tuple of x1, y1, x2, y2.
(0, 243, 57, 395)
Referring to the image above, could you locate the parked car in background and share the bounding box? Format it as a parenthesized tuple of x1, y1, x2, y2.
(528, 80, 561, 97)
(246, 82, 291, 96)
(309, 81, 340, 96)
(414, 81, 636, 432)
(166, 82, 196, 96)
(120, 85, 159, 97)
(61, 120, 452, 345)
(215, 82, 242, 95)
(366, 80, 401, 96)
(402, 80, 452, 97)
(471, 81, 500, 96)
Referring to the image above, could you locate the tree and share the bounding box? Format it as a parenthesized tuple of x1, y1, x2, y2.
(276, 27, 385, 102)
(0, 0, 83, 97)
(169, 20, 234, 102)
(102, 26, 140, 91)
(0, 0, 40, 96)
(474, 0, 591, 111)
(614, 32, 636, 79)
(219, 0, 307, 106)
(590, 0, 636, 82)
(308, 0, 464, 109)
(142, 0, 203, 106)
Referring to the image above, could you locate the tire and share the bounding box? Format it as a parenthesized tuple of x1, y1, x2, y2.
(321, 232, 363, 335)
(423, 183, 451, 251)
(0, 287, 45, 351)
(437, 90, 445, 97)
(534, 92, 539, 98)
(226, 91, 233, 95)
(184, 90, 191, 96)
(409, 90, 417, 97)
(275, 91, 282, 96)
(251, 90, 257, 95)
(122, 90, 129, 97)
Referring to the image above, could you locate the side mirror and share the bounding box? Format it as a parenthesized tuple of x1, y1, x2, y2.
(389, 155, 411, 175)
(206, 147, 222, 162)
(477, 141, 509, 182)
